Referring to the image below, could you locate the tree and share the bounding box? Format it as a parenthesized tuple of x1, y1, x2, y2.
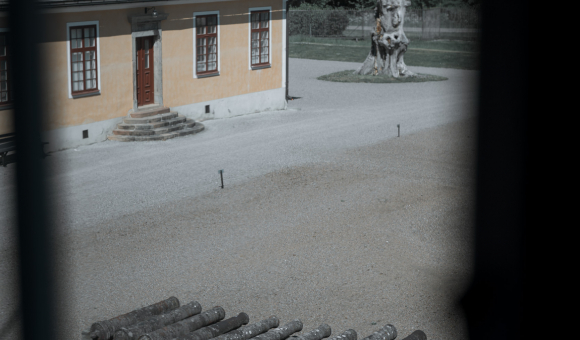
(354, 0, 415, 77)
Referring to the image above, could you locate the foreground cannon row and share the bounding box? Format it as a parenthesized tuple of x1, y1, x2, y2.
(81, 297, 426, 340)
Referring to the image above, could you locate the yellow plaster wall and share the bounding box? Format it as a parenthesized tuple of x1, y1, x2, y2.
(39, 10, 134, 131)
(161, 0, 284, 108)
(0, 0, 284, 134)
(0, 110, 12, 135)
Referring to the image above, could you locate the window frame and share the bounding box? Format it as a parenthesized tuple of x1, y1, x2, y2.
(67, 21, 101, 99)
(0, 29, 13, 107)
(248, 7, 272, 70)
(193, 11, 220, 79)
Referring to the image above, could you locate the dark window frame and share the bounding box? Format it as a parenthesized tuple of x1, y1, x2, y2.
(0, 31, 13, 106)
(69, 24, 99, 96)
(195, 14, 219, 76)
(250, 10, 270, 68)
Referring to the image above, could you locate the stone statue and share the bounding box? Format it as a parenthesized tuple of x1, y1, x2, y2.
(354, 0, 415, 77)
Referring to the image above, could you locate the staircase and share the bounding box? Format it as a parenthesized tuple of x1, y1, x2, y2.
(108, 106, 204, 142)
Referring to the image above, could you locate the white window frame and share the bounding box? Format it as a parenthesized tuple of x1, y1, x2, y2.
(193, 11, 220, 78)
(66, 20, 101, 98)
(248, 6, 272, 70)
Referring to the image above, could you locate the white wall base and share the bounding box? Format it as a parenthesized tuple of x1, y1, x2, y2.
(42, 87, 286, 153)
(43, 116, 124, 153)
(173, 87, 287, 122)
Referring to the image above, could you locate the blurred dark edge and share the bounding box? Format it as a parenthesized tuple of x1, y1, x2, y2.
(9, 0, 56, 340)
(7, 0, 530, 339)
(459, 0, 531, 339)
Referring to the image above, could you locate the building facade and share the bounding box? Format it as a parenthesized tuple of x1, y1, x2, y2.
(0, 0, 288, 151)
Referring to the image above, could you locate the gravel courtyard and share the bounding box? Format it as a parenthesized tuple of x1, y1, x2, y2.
(0, 58, 478, 340)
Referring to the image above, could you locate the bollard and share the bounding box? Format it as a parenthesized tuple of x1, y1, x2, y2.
(360, 324, 396, 340)
(114, 301, 202, 340)
(399, 330, 426, 340)
(397, 124, 400, 137)
(176, 312, 250, 340)
(138, 306, 226, 340)
(293, 324, 331, 340)
(89, 296, 180, 340)
(328, 329, 357, 340)
(252, 319, 303, 340)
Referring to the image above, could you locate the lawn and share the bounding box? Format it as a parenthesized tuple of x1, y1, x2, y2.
(289, 35, 480, 70)
(317, 70, 448, 83)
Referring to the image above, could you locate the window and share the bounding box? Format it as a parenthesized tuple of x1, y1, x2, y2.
(69, 25, 98, 95)
(0, 32, 13, 105)
(250, 10, 269, 67)
(196, 15, 218, 75)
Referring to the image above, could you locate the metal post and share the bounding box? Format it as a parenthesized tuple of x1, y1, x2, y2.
(286, 0, 289, 100)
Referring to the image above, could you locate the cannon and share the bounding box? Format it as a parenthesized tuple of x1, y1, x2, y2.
(293, 324, 332, 340)
(399, 330, 426, 340)
(138, 306, 226, 340)
(328, 329, 357, 340)
(89, 296, 180, 340)
(175, 312, 250, 340)
(250, 319, 303, 340)
(360, 324, 396, 340)
(114, 301, 202, 340)
(214, 316, 280, 340)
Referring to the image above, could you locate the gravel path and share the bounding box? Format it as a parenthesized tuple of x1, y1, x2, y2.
(0, 58, 478, 340)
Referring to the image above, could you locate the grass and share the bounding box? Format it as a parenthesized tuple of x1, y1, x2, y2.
(289, 35, 480, 70)
(317, 70, 448, 83)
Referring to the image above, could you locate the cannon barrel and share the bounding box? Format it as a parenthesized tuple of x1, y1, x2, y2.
(360, 324, 396, 340)
(251, 319, 303, 340)
(399, 330, 426, 340)
(176, 312, 250, 340)
(328, 329, 357, 340)
(294, 324, 331, 340)
(213, 329, 245, 340)
(89, 296, 180, 340)
(114, 301, 202, 340)
(214, 315, 280, 340)
(138, 306, 226, 340)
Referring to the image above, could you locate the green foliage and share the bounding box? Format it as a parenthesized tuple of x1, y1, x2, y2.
(289, 6, 350, 37)
(410, 0, 480, 8)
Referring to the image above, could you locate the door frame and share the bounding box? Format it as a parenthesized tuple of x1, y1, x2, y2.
(132, 30, 162, 111)
(128, 13, 168, 112)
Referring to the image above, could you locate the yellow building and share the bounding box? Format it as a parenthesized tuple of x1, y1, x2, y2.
(0, 0, 288, 151)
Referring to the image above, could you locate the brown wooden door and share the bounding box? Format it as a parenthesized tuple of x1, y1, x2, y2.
(136, 36, 154, 107)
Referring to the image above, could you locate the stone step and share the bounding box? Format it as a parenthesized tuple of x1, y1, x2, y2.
(108, 122, 204, 142)
(117, 116, 187, 130)
(130, 106, 171, 118)
(113, 118, 196, 136)
(123, 112, 178, 125)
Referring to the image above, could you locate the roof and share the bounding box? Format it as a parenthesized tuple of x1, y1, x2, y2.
(0, 0, 228, 11)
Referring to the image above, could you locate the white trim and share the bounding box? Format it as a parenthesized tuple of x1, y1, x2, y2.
(193, 10, 220, 79)
(248, 7, 272, 70)
(66, 21, 102, 99)
(282, 0, 287, 88)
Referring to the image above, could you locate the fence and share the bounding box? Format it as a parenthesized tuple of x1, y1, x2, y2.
(288, 7, 480, 40)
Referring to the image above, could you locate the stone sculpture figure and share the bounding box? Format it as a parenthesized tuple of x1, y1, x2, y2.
(355, 0, 414, 77)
